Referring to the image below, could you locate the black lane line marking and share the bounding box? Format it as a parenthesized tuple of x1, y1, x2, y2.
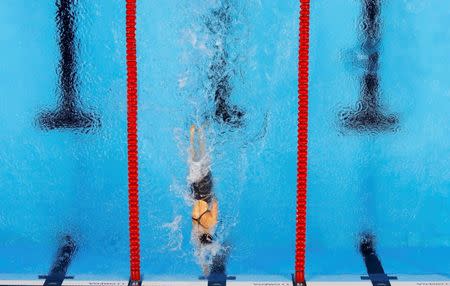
(128, 279, 142, 286)
(37, 0, 100, 132)
(292, 273, 307, 286)
(205, 0, 245, 128)
(39, 235, 77, 286)
(359, 232, 397, 286)
(340, 0, 398, 133)
(199, 245, 235, 286)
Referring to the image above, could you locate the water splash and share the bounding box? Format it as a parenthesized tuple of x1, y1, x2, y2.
(162, 215, 183, 251)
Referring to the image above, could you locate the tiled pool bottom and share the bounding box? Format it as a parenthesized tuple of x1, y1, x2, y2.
(0, 271, 449, 286)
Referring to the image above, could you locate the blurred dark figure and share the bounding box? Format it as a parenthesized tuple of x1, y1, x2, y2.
(41, 235, 77, 286)
(206, 1, 245, 128)
(38, 0, 100, 132)
(339, 0, 398, 133)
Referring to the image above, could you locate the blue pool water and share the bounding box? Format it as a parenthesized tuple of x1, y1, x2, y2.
(0, 0, 129, 279)
(0, 0, 448, 282)
(308, 0, 449, 280)
(0, 0, 298, 280)
(136, 0, 297, 278)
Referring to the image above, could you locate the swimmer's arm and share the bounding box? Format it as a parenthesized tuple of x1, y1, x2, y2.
(191, 201, 200, 219)
(189, 125, 196, 160)
(198, 126, 206, 157)
(210, 200, 218, 224)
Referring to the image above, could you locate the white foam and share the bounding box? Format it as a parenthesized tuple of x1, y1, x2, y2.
(162, 215, 183, 251)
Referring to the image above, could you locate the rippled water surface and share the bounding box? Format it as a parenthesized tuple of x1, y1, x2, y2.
(0, 0, 448, 281)
(308, 0, 450, 279)
(0, 0, 297, 280)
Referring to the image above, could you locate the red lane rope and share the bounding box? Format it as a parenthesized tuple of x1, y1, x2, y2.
(295, 0, 310, 284)
(126, 0, 141, 282)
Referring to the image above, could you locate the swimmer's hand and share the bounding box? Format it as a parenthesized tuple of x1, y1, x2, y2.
(190, 125, 196, 145)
